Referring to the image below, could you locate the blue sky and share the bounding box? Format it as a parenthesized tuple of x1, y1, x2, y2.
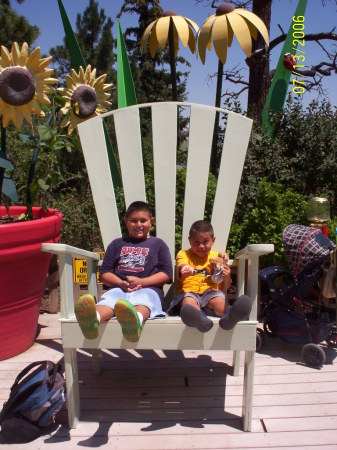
(11, 0, 337, 109)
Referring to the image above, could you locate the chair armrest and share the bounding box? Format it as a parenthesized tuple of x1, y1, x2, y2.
(41, 243, 100, 261)
(235, 243, 274, 260)
(41, 243, 100, 319)
(234, 244, 274, 320)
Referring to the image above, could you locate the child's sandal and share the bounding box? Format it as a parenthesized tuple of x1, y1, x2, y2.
(114, 300, 142, 342)
(75, 294, 99, 339)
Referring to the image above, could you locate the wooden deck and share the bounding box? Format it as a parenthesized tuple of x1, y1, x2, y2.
(1, 312, 337, 449)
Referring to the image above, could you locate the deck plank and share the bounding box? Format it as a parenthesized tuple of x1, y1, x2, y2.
(0, 312, 336, 449)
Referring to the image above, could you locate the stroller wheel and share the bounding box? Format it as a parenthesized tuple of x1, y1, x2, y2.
(263, 317, 275, 337)
(301, 343, 326, 368)
(256, 329, 264, 352)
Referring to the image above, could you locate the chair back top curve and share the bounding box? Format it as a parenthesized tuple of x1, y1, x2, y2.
(77, 102, 253, 263)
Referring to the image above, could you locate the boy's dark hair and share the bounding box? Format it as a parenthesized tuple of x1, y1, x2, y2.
(189, 220, 214, 237)
(125, 201, 152, 218)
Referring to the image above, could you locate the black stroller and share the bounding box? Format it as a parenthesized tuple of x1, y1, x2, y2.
(257, 224, 336, 368)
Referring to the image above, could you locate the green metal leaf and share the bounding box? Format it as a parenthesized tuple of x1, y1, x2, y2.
(3, 176, 17, 202)
(0, 156, 14, 170)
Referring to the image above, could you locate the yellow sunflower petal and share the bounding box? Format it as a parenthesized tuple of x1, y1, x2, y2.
(26, 47, 41, 69)
(155, 16, 170, 50)
(226, 11, 252, 57)
(19, 42, 29, 66)
(34, 68, 54, 80)
(149, 22, 159, 58)
(37, 56, 53, 70)
(212, 15, 228, 64)
(66, 73, 76, 88)
(172, 16, 190, 48)
(21, 103, 33, 123)
(187, 26, 196, 54)
(184, 17, 199, 33)
(79, 66, 85, 83)
(11, 42, 21, 65)
(0, 45, 13, 67)
(141, 20, 157, 51)
(235, 9, 269, 46)
(197, 15, 215, 64)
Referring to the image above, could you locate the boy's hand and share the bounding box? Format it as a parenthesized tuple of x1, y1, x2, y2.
(119, 278, 142, 292)
(125, 276, 142, 292)
(221, 264, 231, 290)
(179, 264, 194, 277)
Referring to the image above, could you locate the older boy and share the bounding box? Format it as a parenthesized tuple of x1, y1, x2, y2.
(75, 201, 173, 342)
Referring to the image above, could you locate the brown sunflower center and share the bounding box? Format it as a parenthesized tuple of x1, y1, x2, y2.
(216, 3, 234, 15)
(0, 66, 36, 106)
(162, 10, 177, 16)
(71, 85, 97, 119)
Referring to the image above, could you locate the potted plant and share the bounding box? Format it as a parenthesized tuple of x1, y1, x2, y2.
(0, 42, 63, 360)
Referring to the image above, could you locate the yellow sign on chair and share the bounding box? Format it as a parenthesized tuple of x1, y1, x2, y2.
(73, 252, 105, 285)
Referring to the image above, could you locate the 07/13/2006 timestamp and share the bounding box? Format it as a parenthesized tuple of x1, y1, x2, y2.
(292, 16, 306, 95)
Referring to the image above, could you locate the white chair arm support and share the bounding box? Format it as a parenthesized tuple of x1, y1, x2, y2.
(41, 243, 100, 319)
(234, 243, 274, 320)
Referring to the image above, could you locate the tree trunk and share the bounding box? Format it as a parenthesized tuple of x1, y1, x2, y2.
(247, 0, 272, 123)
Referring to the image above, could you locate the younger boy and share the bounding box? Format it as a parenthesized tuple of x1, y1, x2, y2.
(168, 220, 252, 332)
(75, 201, 173, 342)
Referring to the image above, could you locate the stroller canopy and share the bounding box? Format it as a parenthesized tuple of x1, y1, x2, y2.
(283, 224, 334, 277)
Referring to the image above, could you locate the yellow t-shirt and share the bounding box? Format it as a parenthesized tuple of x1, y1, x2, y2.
(176, 249, 223, 295)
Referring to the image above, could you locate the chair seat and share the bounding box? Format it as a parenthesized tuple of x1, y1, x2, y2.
(60, 317, 258, 351)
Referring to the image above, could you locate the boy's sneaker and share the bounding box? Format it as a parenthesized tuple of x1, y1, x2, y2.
(219, 295, 252, 330)
(75, 294, 99, 339)
(180, 304, 213, 332)
(114, 300, 142, 342)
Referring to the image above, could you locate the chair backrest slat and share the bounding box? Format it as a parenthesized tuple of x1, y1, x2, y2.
(182, 104, 216, 249)
(78, 116, 121, 249)
(211, 112, 253, 251)
(151, 103, 178, 261)
(78, 102, 253, 259)
(114, 106, 146, 208)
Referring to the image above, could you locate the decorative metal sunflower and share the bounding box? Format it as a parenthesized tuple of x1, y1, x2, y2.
(198, 2, 269, 65)
(58, 65, 112, 135)
(141, 10, 199, 100)
(0, 42, 58, 130)
(141, 10, 199, 58)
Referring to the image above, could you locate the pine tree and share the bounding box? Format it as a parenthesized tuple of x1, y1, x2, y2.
(0, 1, 39, 49)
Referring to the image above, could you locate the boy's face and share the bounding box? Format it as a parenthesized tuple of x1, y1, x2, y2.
(124, 210, 154, 240)
(188, 232, 215, 259)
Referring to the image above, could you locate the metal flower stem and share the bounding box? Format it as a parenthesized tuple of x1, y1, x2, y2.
(0, 119, 6, 203)
(168, 18, 178, 101)
(210, 59, 224, 174)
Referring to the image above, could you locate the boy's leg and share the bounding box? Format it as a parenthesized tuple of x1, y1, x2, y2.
(219, 295, 253, 330)
(180, 296, 213, 332)
(207, 296, 227, 317)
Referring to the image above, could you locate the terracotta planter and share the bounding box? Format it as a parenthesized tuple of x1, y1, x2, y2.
(0, 206, 62, 360)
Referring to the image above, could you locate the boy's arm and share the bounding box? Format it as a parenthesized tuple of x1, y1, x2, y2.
(176, 250, 194, 277)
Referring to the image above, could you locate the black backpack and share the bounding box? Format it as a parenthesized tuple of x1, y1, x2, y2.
(0, 360, 66, 443)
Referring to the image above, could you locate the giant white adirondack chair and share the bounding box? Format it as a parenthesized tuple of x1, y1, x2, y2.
(42, 102, 273, 432)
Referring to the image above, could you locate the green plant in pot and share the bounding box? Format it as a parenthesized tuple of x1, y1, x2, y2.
(0, 42, 64, 360)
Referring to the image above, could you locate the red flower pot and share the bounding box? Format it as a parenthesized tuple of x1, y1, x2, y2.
(0, 206, 62, 360)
